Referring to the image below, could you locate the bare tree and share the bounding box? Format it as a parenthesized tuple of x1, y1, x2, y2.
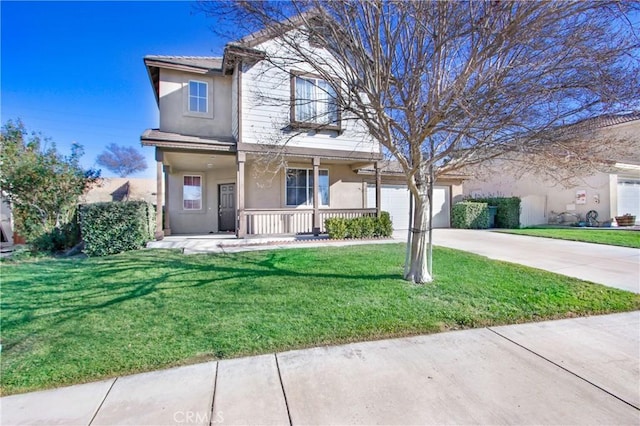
(200, 0, 639, 283)
(96, 143, 148, 178)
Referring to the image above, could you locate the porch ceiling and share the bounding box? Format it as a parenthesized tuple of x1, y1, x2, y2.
(164, 151, 236, 172)
(244, 153, 371, 167)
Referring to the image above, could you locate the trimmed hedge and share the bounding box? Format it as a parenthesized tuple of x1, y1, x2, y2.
(452, 202, 490, 229)
(472, 196, 521, 229)
(80, 201, 155, 256)
(325, 211, 393, 239)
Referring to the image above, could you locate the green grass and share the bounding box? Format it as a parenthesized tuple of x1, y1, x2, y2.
(496, 227, 640, 248)
(2, 244, 639, 395)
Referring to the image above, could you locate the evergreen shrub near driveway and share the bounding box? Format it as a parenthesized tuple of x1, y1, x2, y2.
(472, 197, 521, 228)
(452, 202, 490, 229)
(79, 201, 155, 256)
(325, 211, 393, 239)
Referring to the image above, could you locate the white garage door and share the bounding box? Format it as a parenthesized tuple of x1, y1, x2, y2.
(618, 179, 640, 224)
(367, 184, 450, 230)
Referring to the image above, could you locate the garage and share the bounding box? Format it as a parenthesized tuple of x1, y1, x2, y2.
(617, 178, 640, 224)
(367, 184, 451, 230)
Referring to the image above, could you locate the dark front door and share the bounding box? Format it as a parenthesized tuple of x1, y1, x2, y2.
(218, 183, 236, 232)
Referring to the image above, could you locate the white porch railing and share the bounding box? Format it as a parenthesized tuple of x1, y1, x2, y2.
(242, 208, 377, 235)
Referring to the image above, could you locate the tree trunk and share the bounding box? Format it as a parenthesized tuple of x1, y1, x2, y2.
(404, 191, 433, 284)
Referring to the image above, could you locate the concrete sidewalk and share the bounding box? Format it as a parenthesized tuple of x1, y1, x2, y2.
(2, 312, 639, 425)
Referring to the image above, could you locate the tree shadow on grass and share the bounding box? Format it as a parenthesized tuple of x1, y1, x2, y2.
(1, 248, 403, 350)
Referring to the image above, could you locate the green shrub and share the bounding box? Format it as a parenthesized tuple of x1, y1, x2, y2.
(375, 211, 393, 237)
(358, 216, 376, 238)
(345, 218, 362, 238)
(452, 202, 490, 229)
(325, 217, 347, 239)
(80, 201, 155, 256)
(472, 196, 521, 228)
(325, 212, 393, 239)
(30, 219, 81, 253)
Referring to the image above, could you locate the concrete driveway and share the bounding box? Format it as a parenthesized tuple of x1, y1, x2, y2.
(2, 312, 638, 425)
(431, 229, 640, 293)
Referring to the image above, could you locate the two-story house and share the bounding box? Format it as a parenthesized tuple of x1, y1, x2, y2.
(142, 23, 463, 237)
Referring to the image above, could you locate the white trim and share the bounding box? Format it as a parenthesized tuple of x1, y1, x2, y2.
(183, 79, 214, 119)
(182, 174, 204, 211)
(285, 168, 330, 207)
(291, 74, 339, 127)
(614, 162, 640, 171)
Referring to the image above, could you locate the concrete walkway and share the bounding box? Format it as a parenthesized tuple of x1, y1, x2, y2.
(2, 312, 638, 425)
(432, 229, 640, 293)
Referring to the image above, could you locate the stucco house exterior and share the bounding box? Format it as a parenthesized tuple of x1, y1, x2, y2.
(142, 25, 462, 237)
(463, 113, 640, 226)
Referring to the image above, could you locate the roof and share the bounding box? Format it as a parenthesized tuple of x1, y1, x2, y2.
(571, 111, 640, 130)
(231, 10, 321, 49)
(358, 160, 467, 181)
(144, 55, 223, 72)
(141, 129, 237, 153)
(144, 56, 224, 105)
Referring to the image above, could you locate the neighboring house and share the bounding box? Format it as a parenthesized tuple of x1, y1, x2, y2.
(0, 179, 158, 246)
(0, 195, 13, 246)
(82, 178, 158, 205)
(141, 24, 462, 237)
(463, 113, 640, 226)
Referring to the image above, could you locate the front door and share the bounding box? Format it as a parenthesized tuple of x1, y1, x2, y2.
(218, 183, 236, 232)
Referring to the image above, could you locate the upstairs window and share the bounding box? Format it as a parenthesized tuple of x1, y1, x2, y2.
(286, 168, 329, 206)
(188, 80, 208, 113)
(291, 73, 339, 129)
(183, 175, 202, 210)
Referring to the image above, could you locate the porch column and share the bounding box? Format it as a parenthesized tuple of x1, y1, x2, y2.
(154, 161, 164, 240)
(163, 165, 171, 236)
(312, 157, 320, 236)
(237, 152, 246, 238)
(375, 161, 382, 217)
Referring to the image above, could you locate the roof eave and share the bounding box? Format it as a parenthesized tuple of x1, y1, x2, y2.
(143, 58, 223, 75)
(222, 44, 267, 74)
(144, 59, 160, 106)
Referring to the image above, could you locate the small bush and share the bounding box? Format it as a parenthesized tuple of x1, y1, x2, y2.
(376, 211, 393, 237)
(325, 217, 347, 239)
(345, 219, 362, 238)
(30, 219, 81, 253)
(325, 212, 393, 239)
(358, 216, 376, 238)
(472, 196, 521, 228)
(80, 201, 155, 256)
(452, 202, 490, 229)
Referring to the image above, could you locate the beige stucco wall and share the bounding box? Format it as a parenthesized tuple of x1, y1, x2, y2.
(159, 69, 233, 138)
(245, 161, 366, 209)
(166, 166, 236, 234)
(464, 171, 614, 224)
(462, 118, 640, 225)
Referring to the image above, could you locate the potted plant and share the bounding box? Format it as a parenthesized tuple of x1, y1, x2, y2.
(615, 214, 636, 227)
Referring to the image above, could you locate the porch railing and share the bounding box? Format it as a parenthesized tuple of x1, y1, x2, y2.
(242, 208, 377, 236)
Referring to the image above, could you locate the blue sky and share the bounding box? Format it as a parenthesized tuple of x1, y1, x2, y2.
(1, 1, 229, 178)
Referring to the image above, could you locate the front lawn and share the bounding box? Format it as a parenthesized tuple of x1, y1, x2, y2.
(496, 227, 640, 248)
(2, 244, 639, 395)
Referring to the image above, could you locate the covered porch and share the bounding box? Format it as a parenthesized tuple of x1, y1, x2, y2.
(149, 141, 383, 238)
(236, 152, 382, 237)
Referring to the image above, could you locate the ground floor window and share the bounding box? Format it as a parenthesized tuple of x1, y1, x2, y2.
(183, 175, 202, 210)
(286, 168, 329, 206)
